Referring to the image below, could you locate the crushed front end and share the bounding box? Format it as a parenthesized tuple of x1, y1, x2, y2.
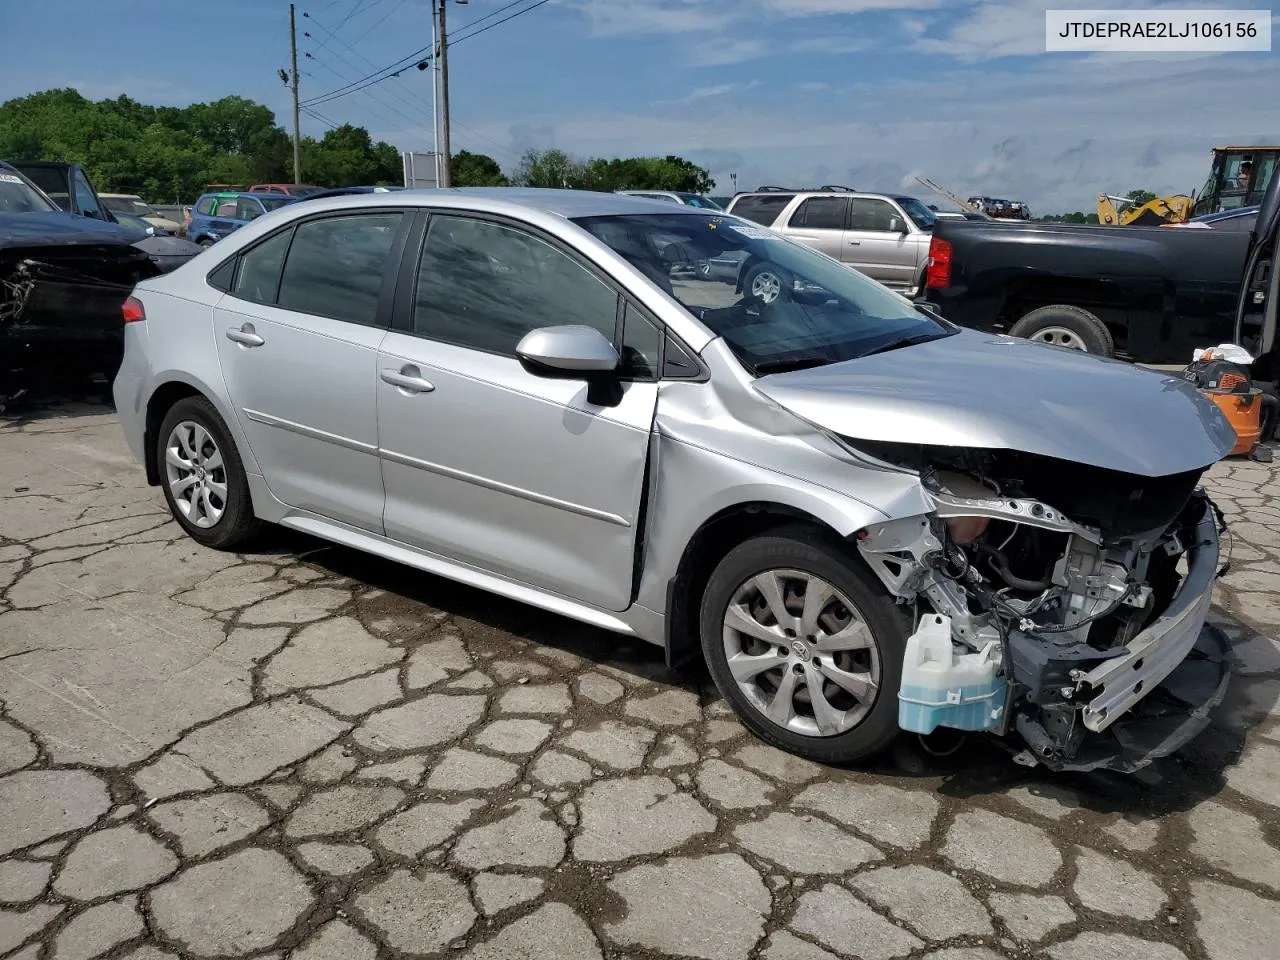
(854, 444, 1231, 773)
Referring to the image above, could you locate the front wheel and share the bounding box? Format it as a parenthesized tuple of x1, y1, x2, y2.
(155, 396, 262, 549)
(742, 262, 791, 306)
(699, 526, 908, 764)
(197, 237, 215, 249)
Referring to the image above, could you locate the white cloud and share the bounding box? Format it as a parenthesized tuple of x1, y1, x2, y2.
(459, 51, 1277, 213)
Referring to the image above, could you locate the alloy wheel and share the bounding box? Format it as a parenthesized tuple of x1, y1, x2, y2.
(751, 270, 782, 304)
(721, 568, 881, 737)
(164, 420, 227, 528)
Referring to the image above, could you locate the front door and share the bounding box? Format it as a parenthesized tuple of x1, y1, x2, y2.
(378, 212, 659, 612)
(214, 210, 406, 532)
(781, 196, 850, 262)
(845, 197, 916, 288)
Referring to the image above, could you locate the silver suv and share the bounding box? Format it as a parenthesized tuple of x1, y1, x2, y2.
(726, 188, 936, 296)
(113, 188, 1233, 773)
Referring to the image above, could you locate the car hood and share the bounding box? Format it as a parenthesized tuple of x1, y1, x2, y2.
(753, 329, 1236, 477)
(0, 212, 139, 249)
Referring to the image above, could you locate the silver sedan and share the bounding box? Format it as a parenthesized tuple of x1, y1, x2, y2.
(113, 188, 1235, 773)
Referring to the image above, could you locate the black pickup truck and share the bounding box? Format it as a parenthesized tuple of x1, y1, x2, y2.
(924, 173, 1280, 377)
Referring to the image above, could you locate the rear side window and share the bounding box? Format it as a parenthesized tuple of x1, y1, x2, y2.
(276, 213, 402, 326)
(729, 194, 794, 226)
(788, 197, 849, 230)
(195, 196, 217, 216)
(237, 198, 265, 221)
(232, 229, 293, 303)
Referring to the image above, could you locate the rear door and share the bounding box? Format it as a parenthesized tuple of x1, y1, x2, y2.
(376, 211, 660, 611)
(845, 197, 916, 287)
(213, 209, 410, 532)
(779, 196, 851, 261)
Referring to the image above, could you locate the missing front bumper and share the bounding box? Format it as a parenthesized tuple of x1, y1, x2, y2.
(1023, 621, 1231, 773)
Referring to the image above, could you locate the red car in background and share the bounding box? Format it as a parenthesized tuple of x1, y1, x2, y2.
(248, 183, 326, 197)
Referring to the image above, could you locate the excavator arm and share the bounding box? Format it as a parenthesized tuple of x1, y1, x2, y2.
(1097, 193, 1195, 226)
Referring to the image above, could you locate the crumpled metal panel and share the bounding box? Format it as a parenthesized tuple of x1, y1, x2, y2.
(753, 328, 1237, 477)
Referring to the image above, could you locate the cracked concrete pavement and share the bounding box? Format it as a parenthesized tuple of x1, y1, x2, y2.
(1, 401, 1278, 960)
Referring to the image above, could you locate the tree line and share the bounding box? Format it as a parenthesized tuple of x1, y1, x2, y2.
(0, 89, 714, 202)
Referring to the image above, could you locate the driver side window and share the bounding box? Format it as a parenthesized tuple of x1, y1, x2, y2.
(72, 171, 104, 219)
(848, 198, 897, 232)
(413, 215, 619, 356)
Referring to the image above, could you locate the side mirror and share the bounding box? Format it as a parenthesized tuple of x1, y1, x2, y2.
(516, 324, 619, 374)
(890, 217, 909, 234)
(516, 325, 623, 406)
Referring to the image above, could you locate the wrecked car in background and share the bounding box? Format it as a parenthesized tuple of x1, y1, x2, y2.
(113, 190, 1236, 775)
(1, 161, 165, 399)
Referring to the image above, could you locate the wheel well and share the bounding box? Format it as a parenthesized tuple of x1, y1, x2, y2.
(143, 382, 203, 485)
(662, 503, 846, 672)
(1000, 280, 1128, 352)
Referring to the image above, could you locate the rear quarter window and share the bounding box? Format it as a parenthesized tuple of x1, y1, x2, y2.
(729, 195, 794, 226)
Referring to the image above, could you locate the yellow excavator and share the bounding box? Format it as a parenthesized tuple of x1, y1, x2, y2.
(1096, 192, 1195, 226)
(1097, 145, 1280, 226)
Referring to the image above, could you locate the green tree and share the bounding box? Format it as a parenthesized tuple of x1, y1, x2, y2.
(1126, 189, 1158, 206)
(511, 149, 713, 194)
(451, 150, 508, 186)
(0, 87, 402, 199)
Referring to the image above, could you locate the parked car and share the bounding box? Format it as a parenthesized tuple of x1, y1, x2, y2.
(1163, 205, 1259, 230)
(725, 189, 936, 296)
(923, 170, 1280, 371)
(616, 190, 724, 210)
(115, 189, 1240, 774)
(0, 161, 163, 397)
(99, 194, 185, 235)
(6, 161, 204, 275)
(186, 192, 296, 246)
(248, 183, 326, 197)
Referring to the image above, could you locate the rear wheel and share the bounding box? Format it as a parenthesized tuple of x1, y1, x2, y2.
(1009, 304, 1114, 356)
(197, 237, 215, 249)
(155, 396, 261, 549)
(699, 527, 908, 764)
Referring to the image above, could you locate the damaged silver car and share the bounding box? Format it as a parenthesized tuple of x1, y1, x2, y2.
(113, 190, 1237, 773)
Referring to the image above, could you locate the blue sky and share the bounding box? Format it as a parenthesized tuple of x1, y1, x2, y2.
(1, 0, 1277, 211)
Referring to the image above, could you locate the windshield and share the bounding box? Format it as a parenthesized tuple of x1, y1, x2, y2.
(0, 170, 59, 214)
(258, 196, 293, 211)
(573, 212, 954, 375)
(681, 194, 723, 211)
(897, 196, 936, 230)
(104, 197, 160, 217)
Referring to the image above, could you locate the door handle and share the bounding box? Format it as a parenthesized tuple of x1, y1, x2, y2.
(225, 325, 264, 347)
(380, 367, 436, 393)
(847, 239, 861, 245)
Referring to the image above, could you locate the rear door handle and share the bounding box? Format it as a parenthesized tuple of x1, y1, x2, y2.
(847, 239, 861, 245)
(381, 366, 435, 393)
(226, 325, 264, 347)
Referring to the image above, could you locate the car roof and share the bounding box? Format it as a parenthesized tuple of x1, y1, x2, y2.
(282, 187, 715, 219)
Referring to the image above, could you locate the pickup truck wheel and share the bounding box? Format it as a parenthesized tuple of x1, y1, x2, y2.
(699, 526, 908, 764)
(1010, 305, 1115, 356)
(197, 238, 215, 248)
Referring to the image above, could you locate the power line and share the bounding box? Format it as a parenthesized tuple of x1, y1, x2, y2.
(453, 0, 530, 34)
(349, 0, 407, 48)
(307, 51, 431, 136)
(305, 12, 433, 123)
(451, 0, 553, 46)
(302, 0, 554, 108)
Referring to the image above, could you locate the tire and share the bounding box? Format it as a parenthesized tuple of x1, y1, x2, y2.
(742, 262, 792, 306)
(699, 525, 909, 765)
(1008, 304, 1114, 356)
(197, 237, 215, 248)
(155, 396, 262, 550)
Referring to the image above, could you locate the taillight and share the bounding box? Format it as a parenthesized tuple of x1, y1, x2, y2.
(122, 296, 145, 324)
(925, 236, 952, 288)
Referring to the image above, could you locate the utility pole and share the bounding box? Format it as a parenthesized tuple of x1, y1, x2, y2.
(438, 0, 453, 187)
(289, 3, 302, 184)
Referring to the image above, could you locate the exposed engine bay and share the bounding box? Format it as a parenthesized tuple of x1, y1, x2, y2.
(851, 440, 1230, 772)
